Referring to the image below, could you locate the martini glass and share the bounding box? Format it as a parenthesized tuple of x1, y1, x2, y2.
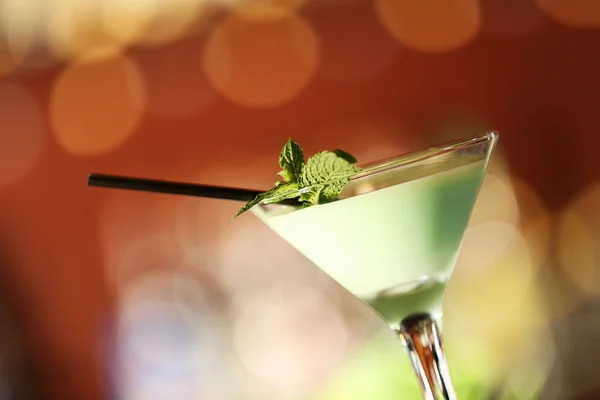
(250, 132, 498, 400)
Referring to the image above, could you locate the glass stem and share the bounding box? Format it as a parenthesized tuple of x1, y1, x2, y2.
(398, 313, 456, 400)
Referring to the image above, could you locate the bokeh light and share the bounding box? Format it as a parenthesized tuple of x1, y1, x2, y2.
(504, 327, 557, 400)
(114, 271, 225, 400)
(455, 322, 554, 399)
(557, 183, 600, 296)
(511, 179, 584, 320)
(47, 0, 129, 62)
(0, 1, 69, 70)
(134, 38, 217, 118)
(374, 0, 482, 53)
(535, 0, 600, 29)
(119, 270, 217, 332)
(1, 0, 208, 66)
(0, 82, 45, 187)
(203, 8, 319, 108)
(99, 0, 156, 49)
(0, 1, 64, 70)
(310, 2, 401, 82)
(446, 307, 556, 398)
(233, 282, 347, 393)
(134, 0, 206, 47)
(0, 0, 38, 71)
(50, 55, 146, 156)
(469, 173, 520, 226)
(445, 222, 535, 327)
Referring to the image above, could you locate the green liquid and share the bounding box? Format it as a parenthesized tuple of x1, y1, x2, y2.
(366, 276, 447, 327)
(256, 159, 485, 325)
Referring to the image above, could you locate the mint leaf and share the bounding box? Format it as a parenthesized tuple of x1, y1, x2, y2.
(300, 151, 360, 184)
(234, 182, 299, 218)
(300, 185, 324, 206)
(263, 182, 300, 204)
(278, 138, 304, 182)
(299, 151, 360, 204)
(333, 149, 358, 164)
(234, 140, 360, 218)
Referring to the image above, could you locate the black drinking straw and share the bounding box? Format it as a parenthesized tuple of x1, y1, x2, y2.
(87, 173, 300, 205)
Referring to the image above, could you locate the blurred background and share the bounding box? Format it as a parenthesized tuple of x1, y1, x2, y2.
(1, 0, 600, 399)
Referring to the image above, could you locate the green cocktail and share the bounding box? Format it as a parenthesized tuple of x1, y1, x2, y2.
(252, 133, 498, 400)
(255, 158, 484, 325)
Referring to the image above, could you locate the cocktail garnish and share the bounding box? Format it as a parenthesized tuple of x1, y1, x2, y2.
(235, 138, 360, 217)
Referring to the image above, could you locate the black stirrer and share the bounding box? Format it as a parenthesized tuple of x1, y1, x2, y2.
(87, 173, 301, 205)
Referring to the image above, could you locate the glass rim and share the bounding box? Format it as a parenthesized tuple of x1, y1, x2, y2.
(259, 131, 498, 204)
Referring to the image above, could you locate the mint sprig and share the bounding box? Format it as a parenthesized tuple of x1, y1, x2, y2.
(278, 138, 304, 182)
(299, 150, 359, 205)
(235, 138, 360, 218)
(234, 181, 299, 217)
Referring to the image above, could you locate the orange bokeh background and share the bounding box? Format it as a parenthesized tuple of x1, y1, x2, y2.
(1, 0, 600, 399)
